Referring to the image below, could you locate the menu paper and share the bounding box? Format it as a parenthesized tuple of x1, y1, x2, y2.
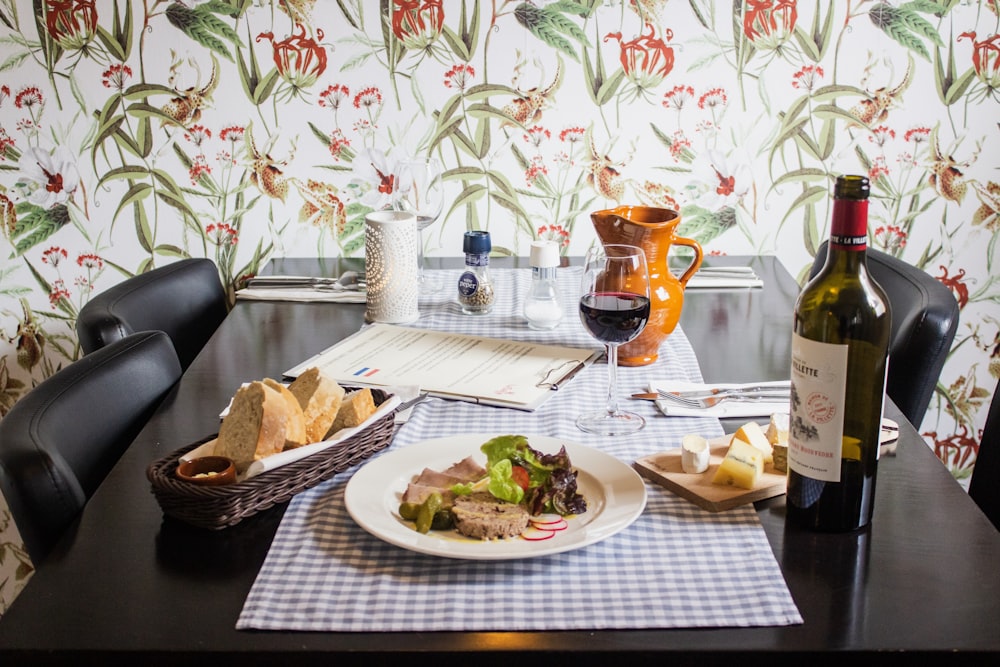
(284, 323, 597, 411)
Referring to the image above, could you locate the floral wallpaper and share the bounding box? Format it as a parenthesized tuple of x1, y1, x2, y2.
(0, 0, 998, 593)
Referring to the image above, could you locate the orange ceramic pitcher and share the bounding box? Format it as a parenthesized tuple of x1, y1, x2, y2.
(591, 205, 703, 366)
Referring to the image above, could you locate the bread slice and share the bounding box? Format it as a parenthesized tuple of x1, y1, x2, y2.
(327, 387, 377, 437)
(262, 378, 308, 448)
(215, 381, 292, 472)
(286, 367, 345, 443)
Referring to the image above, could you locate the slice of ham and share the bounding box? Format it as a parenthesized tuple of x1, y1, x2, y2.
(402, 456, 487, 509)
(441, 456, 487, 482)
(402, 482, 456, 506)
(413, 468, 468, 488)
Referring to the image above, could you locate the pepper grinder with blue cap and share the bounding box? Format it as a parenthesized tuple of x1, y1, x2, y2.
(457, 231, 495, 315)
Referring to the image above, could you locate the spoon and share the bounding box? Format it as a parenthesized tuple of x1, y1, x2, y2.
(316, 271, 365, 291)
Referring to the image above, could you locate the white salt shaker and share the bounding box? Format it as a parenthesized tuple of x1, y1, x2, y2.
(523, 240, 563, 330)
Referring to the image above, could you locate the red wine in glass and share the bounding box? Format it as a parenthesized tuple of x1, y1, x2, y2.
(576, 244, 651, 436)
(579, 292, 651, 345)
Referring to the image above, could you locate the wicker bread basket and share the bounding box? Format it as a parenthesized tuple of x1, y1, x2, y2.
(147, 388, 395, 530)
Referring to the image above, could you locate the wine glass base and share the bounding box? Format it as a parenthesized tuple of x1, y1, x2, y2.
(576, 410, 646, 436)
(417, 271, 444, 294)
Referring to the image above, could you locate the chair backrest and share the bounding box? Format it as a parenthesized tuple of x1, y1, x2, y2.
(969, 381, 1000, 530)
(810, 241, 960, 427)
(0, 331, 181, 564)
(76, 258, 228, 370)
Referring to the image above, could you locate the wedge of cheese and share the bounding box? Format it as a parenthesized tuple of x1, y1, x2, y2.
(766, 413, 790, 472)
(711, 438, 763, 490)
(733, 421, 773, 464)
(765, 413, 789, 445)
(680, 434, 710, 474)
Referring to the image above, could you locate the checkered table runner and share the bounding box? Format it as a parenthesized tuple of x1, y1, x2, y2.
(236, 268, 802, 631)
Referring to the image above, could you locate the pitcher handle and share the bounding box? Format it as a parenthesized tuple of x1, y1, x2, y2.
(673, 236, 704, 286)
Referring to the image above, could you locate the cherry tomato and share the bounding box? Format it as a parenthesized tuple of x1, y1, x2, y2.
(511, 465, 530, 491)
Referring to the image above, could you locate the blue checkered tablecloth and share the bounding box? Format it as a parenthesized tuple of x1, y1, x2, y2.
(236, 267, 802, 631)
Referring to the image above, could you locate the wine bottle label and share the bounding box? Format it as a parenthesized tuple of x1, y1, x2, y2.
(829, 233, 867, 249)
(830, 199, 868, 250)
(788, 333, 849, 483)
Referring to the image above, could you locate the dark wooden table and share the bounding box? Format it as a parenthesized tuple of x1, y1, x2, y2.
(1, 256, 997, 664)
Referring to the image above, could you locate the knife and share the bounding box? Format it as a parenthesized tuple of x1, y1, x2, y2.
(676, 383, 790, 396)
(672, 266, 758, 277)
(247, 275, 339, 285)
(629, 392, 791, 401)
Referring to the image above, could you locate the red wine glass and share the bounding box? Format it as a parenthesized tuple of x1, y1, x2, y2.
(577, 244, 651, 435)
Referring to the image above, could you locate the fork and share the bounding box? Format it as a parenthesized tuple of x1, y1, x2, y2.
(656, 389, 791, 409)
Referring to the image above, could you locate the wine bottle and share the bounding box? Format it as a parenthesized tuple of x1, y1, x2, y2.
(786, 175, 891, 532)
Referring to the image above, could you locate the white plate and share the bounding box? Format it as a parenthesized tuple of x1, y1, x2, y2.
(344, 433, 647, 560)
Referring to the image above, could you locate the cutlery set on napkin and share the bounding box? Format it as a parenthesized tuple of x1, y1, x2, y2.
(236, 272, 367, 303)
(679, 266, 764, 289)
(634, 380, 791, 417)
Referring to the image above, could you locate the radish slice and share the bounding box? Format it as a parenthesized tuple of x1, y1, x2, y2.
(530, 518, 567, 531)
(531, 513, 564, 525)
(521, 526, 556, 541)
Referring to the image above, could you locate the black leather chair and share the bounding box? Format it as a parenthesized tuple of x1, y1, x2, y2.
(969, 381, 999, 530)
(810, 241, 960, 427)
(0, 331, 181, 564)
(76, 258, 228, 370)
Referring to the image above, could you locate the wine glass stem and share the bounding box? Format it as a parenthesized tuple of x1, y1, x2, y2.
(417, 228, 427, 278)
(605, 343, 620, 416)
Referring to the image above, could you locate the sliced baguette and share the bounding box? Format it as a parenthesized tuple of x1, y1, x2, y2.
(327, 387, 376, 437)
(287, 367, 346, 443)
(262, 378, 308, 449)
(215, 381, 291, 472)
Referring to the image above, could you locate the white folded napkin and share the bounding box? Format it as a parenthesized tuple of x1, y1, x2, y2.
(684, 275, 763, 289)
(236, 287, 366, 303)
(385, 384, 422, 424)
(649, 380, 790, 418)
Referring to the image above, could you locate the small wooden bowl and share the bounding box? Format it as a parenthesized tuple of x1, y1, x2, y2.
(175, 456, 237, 486)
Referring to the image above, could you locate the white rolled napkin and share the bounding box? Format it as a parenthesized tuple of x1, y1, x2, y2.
(236, 287, 366, 303)
(649, 380, 790, 418)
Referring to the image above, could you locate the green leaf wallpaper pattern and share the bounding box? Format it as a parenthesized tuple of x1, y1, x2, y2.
(0, 0, 997, 485)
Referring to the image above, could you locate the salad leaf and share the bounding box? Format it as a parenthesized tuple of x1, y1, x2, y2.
(487, 459, 525, 504)
(481, 435, 530, 465)
(479, 434, 587, 516)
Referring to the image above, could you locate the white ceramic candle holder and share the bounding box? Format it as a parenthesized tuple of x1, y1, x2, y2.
(364, 210, 420, 324)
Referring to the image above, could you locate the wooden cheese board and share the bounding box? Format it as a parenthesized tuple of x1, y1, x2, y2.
(634, 419, 902, 513)
(633, 436, 786, 513)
